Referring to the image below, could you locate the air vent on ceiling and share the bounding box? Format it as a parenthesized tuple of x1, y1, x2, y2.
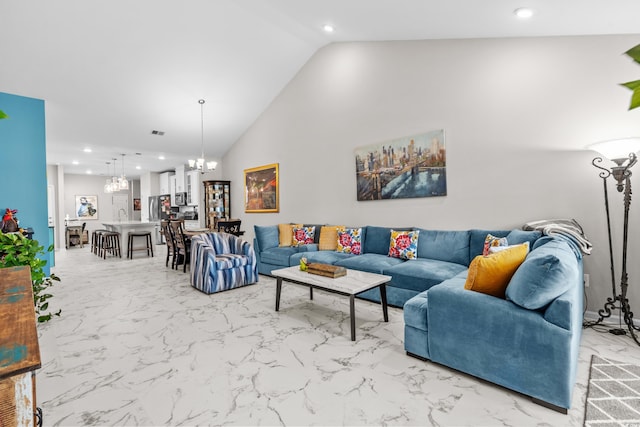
(151, 130, 165, 136)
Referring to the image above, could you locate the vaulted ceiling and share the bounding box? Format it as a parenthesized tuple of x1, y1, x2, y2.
(2, 0, 639, 177)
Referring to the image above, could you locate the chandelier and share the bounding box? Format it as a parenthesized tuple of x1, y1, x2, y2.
(103, 154, 129, 193)
(188, 99, 217, 173)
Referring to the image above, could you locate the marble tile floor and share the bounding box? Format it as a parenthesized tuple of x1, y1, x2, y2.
(36, 247, 640, 426)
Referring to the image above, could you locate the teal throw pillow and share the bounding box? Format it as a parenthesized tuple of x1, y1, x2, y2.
(505, 240, 578, 310)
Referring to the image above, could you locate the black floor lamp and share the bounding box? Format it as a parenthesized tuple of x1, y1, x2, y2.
(586, 138, 640, 346)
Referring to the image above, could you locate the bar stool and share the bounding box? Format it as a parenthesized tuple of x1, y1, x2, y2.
(101, 232, 121, 259)
(127, 231, 154, 259)
(91, 229, 111, 255)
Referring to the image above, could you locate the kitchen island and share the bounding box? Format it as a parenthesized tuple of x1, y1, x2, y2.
(102, 221, 158, 256)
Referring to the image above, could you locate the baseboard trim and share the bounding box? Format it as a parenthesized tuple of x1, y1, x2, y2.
(584, 310, 640, 328)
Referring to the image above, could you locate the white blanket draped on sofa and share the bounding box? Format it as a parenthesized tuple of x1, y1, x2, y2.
(522, 218, 592, 255)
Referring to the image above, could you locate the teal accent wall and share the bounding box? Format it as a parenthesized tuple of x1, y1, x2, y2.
(0, 92, 50, 275)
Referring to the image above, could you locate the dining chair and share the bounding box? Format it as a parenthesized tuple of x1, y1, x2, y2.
(161, 220, 177, 269)
(169, 219, 190, 272)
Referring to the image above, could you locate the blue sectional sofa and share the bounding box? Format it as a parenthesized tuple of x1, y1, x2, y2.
(253, 224, 584, 412)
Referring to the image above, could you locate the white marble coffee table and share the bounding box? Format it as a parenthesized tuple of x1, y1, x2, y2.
(271, 266, 391, 341)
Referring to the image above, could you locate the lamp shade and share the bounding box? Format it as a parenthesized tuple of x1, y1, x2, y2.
(587, 138, 640, 161)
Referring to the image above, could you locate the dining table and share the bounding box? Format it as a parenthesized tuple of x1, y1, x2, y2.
(183, 228, 211, 237)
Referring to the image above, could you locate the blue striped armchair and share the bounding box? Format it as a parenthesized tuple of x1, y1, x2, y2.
(190, 232, 259, 294)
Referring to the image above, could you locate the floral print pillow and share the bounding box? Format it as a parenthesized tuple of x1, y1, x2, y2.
(483, 234, 508, 256)
(292, 226, 315, 246)
(337, 227, 362, 255)
(388, 230, 419, 260)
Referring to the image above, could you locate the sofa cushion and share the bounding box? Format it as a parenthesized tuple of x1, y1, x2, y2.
(363, 226, 395, 255)
(506, 239, 578, 310)
(292, 226, 315, 246)
(336, 253, 404, 274)
(506, 229, 542, 248)
(389, 230, 420, 260)
(384, 258, 467, 293)
(404, 290, 430, 332)
(319, 225, 341, 251)
(290, 250, 353, 266)
(337, 227, 363, 255)
(278, 223, 302, 247)
(469, 229, 509, 262)
(417, 229, 471, 266)
(464, 243, 529, 298)
(254, 225, 279, 252)
(260, 246, 299, 266)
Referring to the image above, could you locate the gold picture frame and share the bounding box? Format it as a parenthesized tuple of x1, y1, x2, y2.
(244, 163, 279, 213)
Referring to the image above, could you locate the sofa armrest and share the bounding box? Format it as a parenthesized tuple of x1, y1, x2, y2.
(191, 234, 216, 257)
(426, 278, 579, 409)
(238, 238, 257, 265)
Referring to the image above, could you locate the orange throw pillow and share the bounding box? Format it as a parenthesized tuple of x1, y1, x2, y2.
(278, 223, 302, 247)
(464, 243, 529, 298)
(319, 225, 342, 251)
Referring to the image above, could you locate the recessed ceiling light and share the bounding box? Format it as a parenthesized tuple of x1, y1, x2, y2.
(135, 165, 141, 170)
(86, 170, 92, 174)
(158, 155, 165, 160)
(72, 160, 79, 165)
(514, 7, 534, 19)
(323, 24, 335, 33)
(83, 148, 92, 153)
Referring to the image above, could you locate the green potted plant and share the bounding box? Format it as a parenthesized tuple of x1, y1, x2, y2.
(0, 232, 61, 322)
(0, 110, 7, 119)
(622, 44, 640, 110)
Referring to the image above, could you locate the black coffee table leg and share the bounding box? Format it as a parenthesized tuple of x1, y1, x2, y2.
(350, 294, 356, 341)
(380, 284, 389, 322)
(276, 277, 282, 311)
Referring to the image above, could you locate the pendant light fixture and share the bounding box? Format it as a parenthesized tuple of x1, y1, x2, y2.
(104, 161, 112, 193)
(188, 99, 217, 173)
(110, 158, 119, 192)
(118, 153, 129, 190)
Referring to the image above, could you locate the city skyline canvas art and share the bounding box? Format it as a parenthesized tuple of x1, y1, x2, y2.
(355, 129, 447, 201)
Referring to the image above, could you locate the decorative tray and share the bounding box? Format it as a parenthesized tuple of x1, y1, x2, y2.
(307, 263, 347, 278)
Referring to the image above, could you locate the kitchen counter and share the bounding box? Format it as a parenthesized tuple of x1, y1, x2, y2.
(102, 221, 158, 255)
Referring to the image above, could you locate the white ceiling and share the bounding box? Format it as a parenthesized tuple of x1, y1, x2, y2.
(2, 0, 640, 178)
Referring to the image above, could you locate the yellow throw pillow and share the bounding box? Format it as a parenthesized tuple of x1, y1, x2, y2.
(278, 223, 302, 247)
(464, 243, 529, 298)
(319, 225, 343, 251)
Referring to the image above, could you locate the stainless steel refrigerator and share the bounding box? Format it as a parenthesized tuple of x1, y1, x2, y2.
(149, 195, 171, 244)
(149, 194, 172, 221)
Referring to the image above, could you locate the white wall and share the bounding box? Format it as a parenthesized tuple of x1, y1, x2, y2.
(63, 174, 137, 233)
(223, 35, 640, 317)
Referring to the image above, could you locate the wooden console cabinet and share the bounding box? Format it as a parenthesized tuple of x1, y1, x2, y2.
(0, 266, 42, 427)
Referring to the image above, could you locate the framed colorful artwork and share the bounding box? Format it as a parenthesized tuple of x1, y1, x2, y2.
(244, 163, 279, 213)
(75, 195, 98, 219)
(354, 129, 447, 201)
